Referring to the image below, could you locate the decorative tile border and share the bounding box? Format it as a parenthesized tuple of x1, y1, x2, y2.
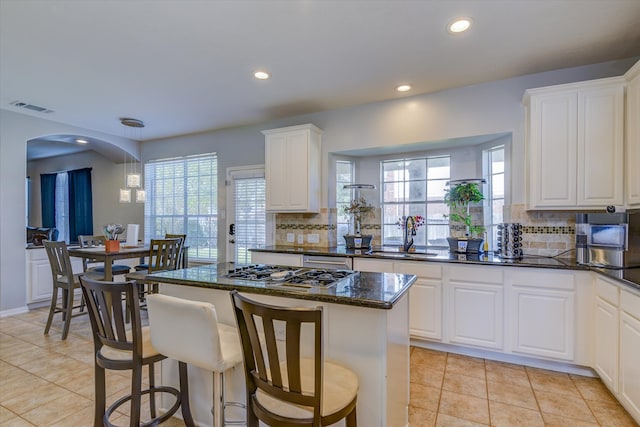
(522, 226, 574, 235)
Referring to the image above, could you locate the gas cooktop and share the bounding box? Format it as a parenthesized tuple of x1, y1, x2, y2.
(226, 264, 358, 288)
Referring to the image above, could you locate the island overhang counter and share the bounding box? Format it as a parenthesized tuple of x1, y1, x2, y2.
(147, 263, 417, 427)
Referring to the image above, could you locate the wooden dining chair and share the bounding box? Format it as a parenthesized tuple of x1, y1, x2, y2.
(134, 234, 186, 271)
(79, 276, 183, 427)
(42, 240, 97, 340)
(230, 290, 359, 427)
(126, 238, 182, 303)
(78, 235, 131, 278)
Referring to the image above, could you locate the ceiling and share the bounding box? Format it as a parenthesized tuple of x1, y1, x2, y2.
(2, 1, 640, 159)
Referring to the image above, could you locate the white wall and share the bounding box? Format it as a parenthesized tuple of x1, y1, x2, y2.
(27, 150, 143, 236)
(1, 57, 637, 313)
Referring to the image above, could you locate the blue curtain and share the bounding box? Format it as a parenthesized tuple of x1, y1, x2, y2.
(40, 173, 56, 228)
(67, 168, 93, 242)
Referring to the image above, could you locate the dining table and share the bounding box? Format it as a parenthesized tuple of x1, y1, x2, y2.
(67, 244, 189, 281)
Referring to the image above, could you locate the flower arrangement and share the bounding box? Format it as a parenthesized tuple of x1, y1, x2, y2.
(342, 196, 375, 236)
(396, 215, 425, 232)
(103, 224, 125, 240)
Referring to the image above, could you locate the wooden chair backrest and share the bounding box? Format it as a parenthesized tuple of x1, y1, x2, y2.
(42, 240, 75, 285)
(79, 276, 143, 355)
(148, 238, 181, 272)
(77, 234, 106, 271)
(165, 234, 186, 268)
(230, 290, 323, 421)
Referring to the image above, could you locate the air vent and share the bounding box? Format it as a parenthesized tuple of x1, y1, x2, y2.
(10, 100, 54, 113)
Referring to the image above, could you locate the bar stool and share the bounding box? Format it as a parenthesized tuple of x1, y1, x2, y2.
(79, 276, 185, 427)
(230, 290, 358, 427)
(146, 293, 245, 427)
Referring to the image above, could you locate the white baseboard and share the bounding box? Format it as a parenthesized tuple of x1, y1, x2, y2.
(410, 338, 597, 377)
(0, 306, 29, 318)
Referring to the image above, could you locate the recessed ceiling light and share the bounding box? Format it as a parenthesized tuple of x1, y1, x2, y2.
(254, 70, 270, 80)
(75, 138, 88, 144)
(396, 84, 412, 92)
(448, 17, 472, 34)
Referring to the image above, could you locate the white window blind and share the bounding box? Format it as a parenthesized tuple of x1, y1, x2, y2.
(144, 153, 218, 261)
(55, 172, 69, 242)
(234, 176, 266, 264)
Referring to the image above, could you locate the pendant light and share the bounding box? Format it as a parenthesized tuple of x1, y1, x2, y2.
(119, 117, 146, 203)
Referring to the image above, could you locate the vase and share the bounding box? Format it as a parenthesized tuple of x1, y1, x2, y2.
(105, 240, 120, 253)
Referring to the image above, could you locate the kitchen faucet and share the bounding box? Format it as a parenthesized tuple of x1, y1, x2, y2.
(403, 216, 416, 252)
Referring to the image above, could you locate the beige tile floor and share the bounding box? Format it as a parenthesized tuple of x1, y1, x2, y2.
(1, 306, 638, 426)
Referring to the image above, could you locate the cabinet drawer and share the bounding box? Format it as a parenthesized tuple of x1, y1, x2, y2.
(449, 265, 502, 283)
(394, 261, 442, 279)
(595, 276, 620, 306)
(511, 269, 575, 290)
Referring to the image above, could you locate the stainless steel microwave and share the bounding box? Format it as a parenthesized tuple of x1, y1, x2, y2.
(576, 212, 640, 268)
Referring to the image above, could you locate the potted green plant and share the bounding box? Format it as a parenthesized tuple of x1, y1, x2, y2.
(444, 180, 486, 253)
(342, 196, 375, 249)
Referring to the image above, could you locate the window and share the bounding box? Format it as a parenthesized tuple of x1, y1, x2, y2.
(336, 160, 354, 238)
(144, 153, 218, 261)
(54, 172, 69, 242)
(483, 145, 505, 250)
(233, 174, 266, 264)
(381, 156, 450, 247)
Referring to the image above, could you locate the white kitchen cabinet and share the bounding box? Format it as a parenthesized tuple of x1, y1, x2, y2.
(448, 265, 504, 350)
(625, 60, 640, 209)
(593, 276, 620, 392)
(26, 247, 83, 304)
(524, 77, 624, 209)
(395, 261, 443, 341)
(262, 124, 322, 213)
(250, 251, 303, 267)
(509, 269, 576, 360)
(619, 289, 640, 422)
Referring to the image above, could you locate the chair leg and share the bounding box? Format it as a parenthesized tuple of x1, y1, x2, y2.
(213, 371, 223, 427)
(61, 286, 74, 340)
(179, 361, 196, 427)
(346, 406, 357, 427)
(149, 363, 157, 419)
(94, 363, 106, 427)
(130, 363, 143, 427)
(44, 286, 58, 335)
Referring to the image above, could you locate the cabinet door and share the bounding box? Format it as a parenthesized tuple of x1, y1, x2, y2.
(626, 62, 640, 208)
(527, 91, 577, 208)
(620, 310, 640, 422)
(511, 286, 575, 360)
(265, 133, 288, 210)
(284, 131, 312, 211)
(29, 259, 54, 303)
(594, 296, 619, 391)
(449, 281, 504, 350)
(409, 278, 442, 340)
(577, 85, 624, 206)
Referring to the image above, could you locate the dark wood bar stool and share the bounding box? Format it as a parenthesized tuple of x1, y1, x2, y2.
(79, 276, 185, 427)
(42, 240, 95, 340)
(230, 290, 359, 427)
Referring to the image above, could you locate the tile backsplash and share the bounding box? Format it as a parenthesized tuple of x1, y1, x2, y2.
(275, 204, 580, 259)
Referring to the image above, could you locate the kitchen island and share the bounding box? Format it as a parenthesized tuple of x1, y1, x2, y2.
(148, 263, 417, 427)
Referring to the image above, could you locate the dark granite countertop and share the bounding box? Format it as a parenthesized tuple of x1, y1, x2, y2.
(250, 245, 640, 292)
(251, 245, 586, 270)
(147, 262, 417, 310)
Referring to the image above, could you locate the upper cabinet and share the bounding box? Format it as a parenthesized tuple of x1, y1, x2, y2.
(262, 124, 322, 212)
(626, 61, 640, 209)
(524, 77, 625, 210)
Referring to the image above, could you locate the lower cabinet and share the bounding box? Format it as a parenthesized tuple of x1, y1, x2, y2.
(509, 269, 576, 360)
(593, 276, 620, 392)
(448, 265, 504, 350)
(619, 289, 640, 421)
(26, 247, 83, 304)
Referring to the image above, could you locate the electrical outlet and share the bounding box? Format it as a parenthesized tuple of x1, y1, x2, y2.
(307, 234, 319, 243)
(287, 233, 295, 243)
(297, 234, 304, 244)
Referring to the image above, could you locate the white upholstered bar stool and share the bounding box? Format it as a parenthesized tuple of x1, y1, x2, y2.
(146, 294, 245, 427)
